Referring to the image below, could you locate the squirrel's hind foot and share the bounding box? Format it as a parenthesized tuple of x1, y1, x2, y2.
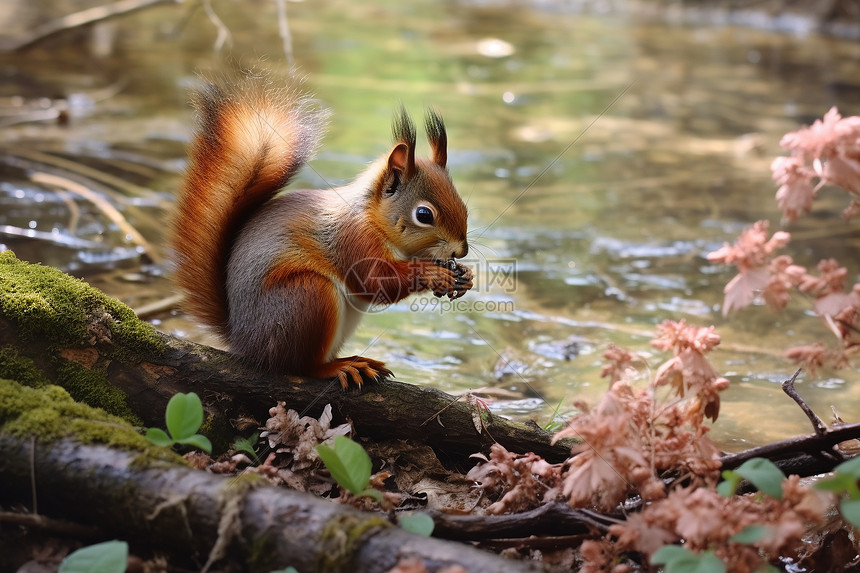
(314, 356, 393, 389)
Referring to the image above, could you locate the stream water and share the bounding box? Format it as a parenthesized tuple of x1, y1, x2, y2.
(2, 0, 860, 451)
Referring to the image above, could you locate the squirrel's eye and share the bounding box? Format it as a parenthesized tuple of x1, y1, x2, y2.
(414, 206, 435, 226)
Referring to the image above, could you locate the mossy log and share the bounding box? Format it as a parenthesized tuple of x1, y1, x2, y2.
(0, 434, 540, 572)
(0, 250, 572, 465)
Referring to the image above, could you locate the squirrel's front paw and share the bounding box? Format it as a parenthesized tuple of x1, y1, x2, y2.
(431, 259, 474, 300)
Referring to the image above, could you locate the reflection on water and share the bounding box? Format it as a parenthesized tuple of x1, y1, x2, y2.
(2, 0, 859, 450)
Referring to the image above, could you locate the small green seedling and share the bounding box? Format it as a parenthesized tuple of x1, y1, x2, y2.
(815, 455, 860, 527)
(729, 524, 770, 544)
(59, 540, 128, 573)
(717, 457, 785, 499)
(543, 397, 566, 432)
(233, 432, 262, 464)
(397, 512, 435, 536)
(651, 546, 725, 573)
(145, 392, 212, 454)
(316, 436, 435, 536)
(316, 435, 382, 502)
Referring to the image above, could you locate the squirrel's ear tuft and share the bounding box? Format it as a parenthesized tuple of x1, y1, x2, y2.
(424, 108, 447, 169)
(391, 105, 416, 179)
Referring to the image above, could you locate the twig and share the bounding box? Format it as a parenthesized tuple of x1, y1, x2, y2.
(419, 394, 463, 427)
(720, 422, 860, 472)
(274, 0, 295, 68)
(1, 0, 176, 52)
(202, 0, 232, 53)
(0, 511, 103, 538)
(55, 190, 81, 235)
(478, 534, 592, 551)
(781, 368, 828, 437)
(429, 501, 613, 541)
(134, 294, 183, 319)
(30, 172, 160, 264)
(4, 147, 158, 200)
(30, 435, 37, 514)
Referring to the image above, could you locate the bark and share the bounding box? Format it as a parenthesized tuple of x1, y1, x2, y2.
(0, 311, 573, 465)
(429, 502, 614, 540)
(719, 421, 860, 476)
(0, 435, 540, 572)
(123, 331, 573, 463)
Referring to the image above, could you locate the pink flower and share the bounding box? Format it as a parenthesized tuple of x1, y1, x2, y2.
(708, 222, 798, 316)
(779, 106, 844, 159)
(707, 221, 789, 271)
(651, 320, 721, 354)
(821, 152, 860, 195)
(772, 156, 816, 221)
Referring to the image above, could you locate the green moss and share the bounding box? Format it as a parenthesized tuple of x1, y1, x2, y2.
(0, 250, 165, 360)
(55, 360, 140, 424)
(246, 536, 275, 573)
(198, 412, 234, 454)
(0, 346, 50, 388)
(0, 251, 168, 423)
(316, 513, 390, 571)
(0, 377, 181, 461)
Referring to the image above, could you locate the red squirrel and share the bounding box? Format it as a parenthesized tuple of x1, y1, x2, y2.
(171, 72, 473, 388)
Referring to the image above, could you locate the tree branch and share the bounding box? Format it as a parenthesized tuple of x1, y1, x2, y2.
(1, 0, 178, 52)
(781, 367, 830, 438)
(0, 436, 541, 572)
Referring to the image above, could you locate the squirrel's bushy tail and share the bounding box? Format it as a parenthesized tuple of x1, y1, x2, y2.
(171, 71, 329, 337)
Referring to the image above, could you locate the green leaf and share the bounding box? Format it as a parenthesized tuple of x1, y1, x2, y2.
(234, 433, 259, 454)
(145, 427, 174, 448)
(652, 545, 695, 565)
(358, 488, 384, 503)
(316, 436, 372, 495)
(269, 568, 299, 573)
(717, 474, 739, 498)
(176, 433, 213, 454)
(815, 472, 856, 493)
(398, 513, 435, 537)
(693, 552, 727, 573)
(59, 540, 128, 573)
(543, 397, 566, 432)
(165, 392, 205, 440)
(233, 433, 261, 464)
(730, 524, 770, 544)
(651, 547, 725, 573)
(840, 498, 860, 528)
(833, 455, 860, 478)
(733, 458, 786, 499)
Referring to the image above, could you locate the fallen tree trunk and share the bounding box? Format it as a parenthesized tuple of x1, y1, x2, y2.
(106, 330, 574, 464)
(0, 250, 572, 465)
(0, 435, 540, 572)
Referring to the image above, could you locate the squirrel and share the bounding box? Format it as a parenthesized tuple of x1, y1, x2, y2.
(171, 71, 473, 388)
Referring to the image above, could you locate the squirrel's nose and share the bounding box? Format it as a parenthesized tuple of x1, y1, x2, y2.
(453, 243, 468, 259)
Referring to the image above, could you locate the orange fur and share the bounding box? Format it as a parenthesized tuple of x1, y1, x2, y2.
(172, 74, 326, 338)
(172, 71, 471, 386)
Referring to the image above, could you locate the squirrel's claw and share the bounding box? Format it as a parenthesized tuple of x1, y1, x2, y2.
(429, 259, 474, 299)
(320, 355, 393, 390)
(443, 260, 473, 300)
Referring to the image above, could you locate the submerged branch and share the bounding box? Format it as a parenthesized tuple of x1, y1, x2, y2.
(1, 0, 177, 52)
